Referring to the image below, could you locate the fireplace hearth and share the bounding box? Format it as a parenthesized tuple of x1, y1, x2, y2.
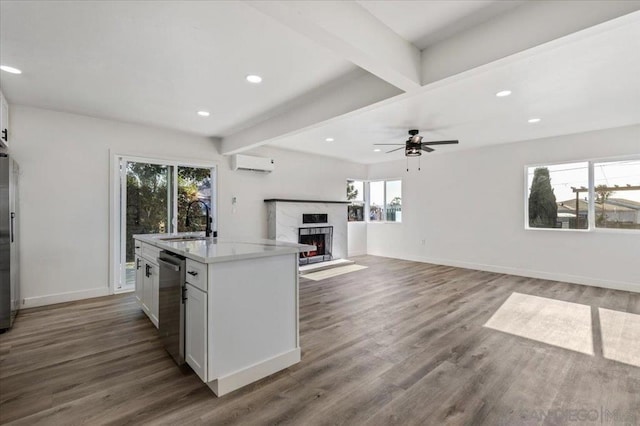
(298, 226, 333, 265)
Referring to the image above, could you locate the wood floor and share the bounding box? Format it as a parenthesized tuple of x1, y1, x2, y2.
(1, 256, 639, 425)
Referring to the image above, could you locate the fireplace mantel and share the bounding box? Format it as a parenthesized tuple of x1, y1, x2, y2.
(264, 199, 350, 204)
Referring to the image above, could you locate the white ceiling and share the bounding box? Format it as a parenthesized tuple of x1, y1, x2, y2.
(0, 1, 355, 135)
(1, 1, 639, 165)
(269, 15, 640, 163)
(356, 0, 523, 49)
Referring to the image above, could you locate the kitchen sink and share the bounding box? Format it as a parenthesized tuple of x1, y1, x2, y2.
(159, 236, 208, 242)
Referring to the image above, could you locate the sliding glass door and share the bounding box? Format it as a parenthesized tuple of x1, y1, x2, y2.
(177, 166, 212, 233)
(115, 157, 216, 292)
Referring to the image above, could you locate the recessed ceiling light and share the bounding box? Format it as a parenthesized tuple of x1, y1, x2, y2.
(373, 149, 381, 152)
(528, 118, 541, 123)
(197, 111, 210, 117)
(496, 90, 512, 97)
(325, 137, 334, 142)
(246, 74, 262, 84)
(0, 65, 22, 74)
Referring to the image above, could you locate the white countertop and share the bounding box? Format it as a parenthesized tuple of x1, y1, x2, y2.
(133, 232, 315, 264)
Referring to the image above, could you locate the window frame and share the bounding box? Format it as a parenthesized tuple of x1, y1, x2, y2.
(524, 154, 640, 233)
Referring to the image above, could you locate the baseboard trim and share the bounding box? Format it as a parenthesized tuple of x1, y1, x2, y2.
(207, 347, 301, 397)
(21, 287, 110, 308)
(367, 252, 640, 294)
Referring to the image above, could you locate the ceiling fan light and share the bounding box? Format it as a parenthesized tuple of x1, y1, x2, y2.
(405, 147, 422, 157)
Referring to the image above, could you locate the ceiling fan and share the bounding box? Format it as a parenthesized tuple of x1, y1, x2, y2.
(374, 129, 459, 156)
(374, 129, 459, 171)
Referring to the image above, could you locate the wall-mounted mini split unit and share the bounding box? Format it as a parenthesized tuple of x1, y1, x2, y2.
(230, 154, 275, 173)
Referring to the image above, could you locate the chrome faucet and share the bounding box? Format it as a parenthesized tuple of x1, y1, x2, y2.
(185, 200, 215, 237)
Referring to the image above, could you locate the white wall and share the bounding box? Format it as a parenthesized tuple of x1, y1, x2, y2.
(367, 125, 640, 292)
(10, 106, 366, 306)
(347, 222, 367, 256)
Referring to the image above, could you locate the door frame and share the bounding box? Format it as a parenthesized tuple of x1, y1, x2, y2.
(109, 151, 218, 295)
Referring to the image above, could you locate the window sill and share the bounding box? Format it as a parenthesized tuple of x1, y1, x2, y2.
(524, 227, 590, 233)
(524, 226, 640, 234)
(368, 221, 402, 224)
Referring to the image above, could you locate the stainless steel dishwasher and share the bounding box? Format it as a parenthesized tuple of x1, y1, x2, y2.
(158, 251, 186, 365)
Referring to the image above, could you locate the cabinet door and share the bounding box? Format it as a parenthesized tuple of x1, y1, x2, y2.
(134, 256, 144, 304)
(142, 261, 152, 314)
(185, 283, 207, 381)
(150, 263, 159, 327)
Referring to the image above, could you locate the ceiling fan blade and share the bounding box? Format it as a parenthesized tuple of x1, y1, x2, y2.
(386, 147, 405, 153)
(421, 146, 435, 152)
(421, 140, 459, 146)
(373, 143, 405, 146)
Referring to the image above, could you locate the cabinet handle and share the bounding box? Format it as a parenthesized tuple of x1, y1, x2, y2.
(187, 271, 198, 276)
(135, 245, 140, 249)
(136, 258, 141, 270)
(182, 287, 188, 302)
(145, 264, 151, 277)
(1, 129, 7, 142)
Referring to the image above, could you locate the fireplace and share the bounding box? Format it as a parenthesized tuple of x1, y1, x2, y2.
(298, 226, 333, 265)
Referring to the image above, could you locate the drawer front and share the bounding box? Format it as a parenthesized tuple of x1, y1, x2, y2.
(141, 242, 161, 264)
(185, 259, 207, 292)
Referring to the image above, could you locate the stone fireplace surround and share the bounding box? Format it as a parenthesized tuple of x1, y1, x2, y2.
(265, 199, 349, 263)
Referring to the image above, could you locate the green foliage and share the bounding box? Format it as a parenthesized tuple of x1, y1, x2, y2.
(528, 167, 558, 228)
(347, 182, 358, 201)
(177, 167, 212, 233)
(389, 196, 401, 206)
(126, 164, 211, 262)
(126, 163, 168, 262)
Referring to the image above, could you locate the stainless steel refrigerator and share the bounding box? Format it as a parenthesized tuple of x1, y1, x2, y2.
(0, 154, 19, 331)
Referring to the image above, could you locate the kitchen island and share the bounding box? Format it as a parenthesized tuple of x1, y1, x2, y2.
(133, 233, 313, 396)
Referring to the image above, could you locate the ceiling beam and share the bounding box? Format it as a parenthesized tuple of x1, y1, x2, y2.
(420, 1, 640, 84)
(246, 0, 421, 93)
(220, 71, 401, 155)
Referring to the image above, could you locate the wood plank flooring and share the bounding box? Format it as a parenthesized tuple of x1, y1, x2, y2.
(1, 256, 639, 425)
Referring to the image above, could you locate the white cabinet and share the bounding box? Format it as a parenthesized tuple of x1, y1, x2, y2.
(134, 240, 160, 329)
(185, 259, 207, 291)
(142, 259, 159, 328)
(185, 282, 207, 381)
(0, 90, 9, 149)
(142, 260, 152, 314)
(134, 255, 143, 303)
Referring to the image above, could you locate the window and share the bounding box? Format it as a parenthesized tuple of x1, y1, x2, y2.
(386, 180, 402, 222)
(348, 179, 402, 223)
(369, 181, 385, 221)
(526, 158, 640, 231)
(347, 179, 364, 222)
(527, 162, 588, 229)
(594, 159, 640, 230)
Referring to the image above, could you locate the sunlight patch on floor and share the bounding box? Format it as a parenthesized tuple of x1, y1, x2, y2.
(599, 308, 640, 367)
(302, 264, 368, 281)
(484, 292, 594, 355)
